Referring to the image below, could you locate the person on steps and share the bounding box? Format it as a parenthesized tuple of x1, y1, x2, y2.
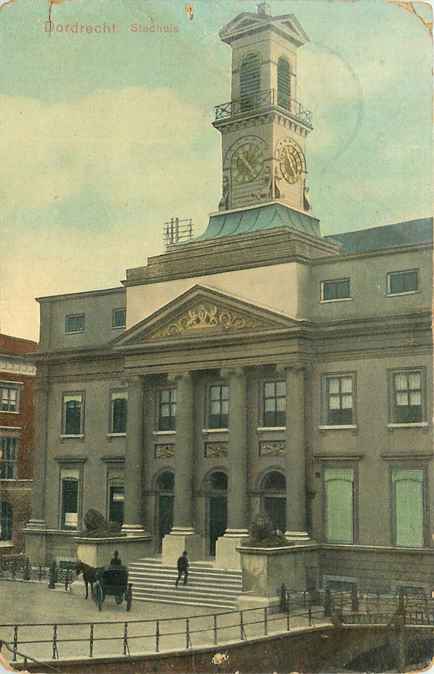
(175, 550, 189, 587)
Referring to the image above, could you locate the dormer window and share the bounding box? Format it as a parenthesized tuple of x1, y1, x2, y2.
(240, 53, 261, 112)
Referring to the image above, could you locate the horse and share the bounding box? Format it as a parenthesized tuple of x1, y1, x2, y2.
(75, 560, 100, 599)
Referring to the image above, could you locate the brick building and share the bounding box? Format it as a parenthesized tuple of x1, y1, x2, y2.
(0, 334, 37, 554)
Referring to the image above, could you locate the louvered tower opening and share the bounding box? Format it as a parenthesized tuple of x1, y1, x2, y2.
(277, 57, 291, 109)
(240, 53, 261, 112)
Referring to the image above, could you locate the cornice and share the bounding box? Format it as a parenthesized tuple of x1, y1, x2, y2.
(37, 286, 125, 304)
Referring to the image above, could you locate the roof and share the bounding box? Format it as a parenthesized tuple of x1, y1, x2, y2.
(194, 203, 320, 241)
(0, 333, 38, 355)
(325, 218, 433, 254)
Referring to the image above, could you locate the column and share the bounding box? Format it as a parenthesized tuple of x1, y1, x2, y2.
(172, 372, 194, 532)
(26, 368, 49, 528)
(162, 372, 201, 563)
(285, 366, 309, 541)
(24, 367, 49, 564)
(122, 374, 145, 535)
(215, 367, 248, 570)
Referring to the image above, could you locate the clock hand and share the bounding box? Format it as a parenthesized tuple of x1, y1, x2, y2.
(239, 152, 257, 178)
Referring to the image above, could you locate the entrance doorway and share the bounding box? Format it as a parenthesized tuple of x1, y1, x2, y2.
(157, 471, 174, 551)
(207, 471, 227, 556)
(261, 471, 287, 533)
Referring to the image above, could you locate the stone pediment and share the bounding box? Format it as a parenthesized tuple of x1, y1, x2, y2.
(220, 11, 309, 46)
(113, 285, 302, 349)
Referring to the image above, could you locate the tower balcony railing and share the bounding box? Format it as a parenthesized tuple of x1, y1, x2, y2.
(214, 88, 313, 129)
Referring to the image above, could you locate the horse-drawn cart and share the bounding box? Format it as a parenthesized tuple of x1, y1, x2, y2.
(94, 566, 132, 611)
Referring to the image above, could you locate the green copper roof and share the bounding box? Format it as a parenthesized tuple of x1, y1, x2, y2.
(194, 203, 320, 241)
(326, 217, 433, 253)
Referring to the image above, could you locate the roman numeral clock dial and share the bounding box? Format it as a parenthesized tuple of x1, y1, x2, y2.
(231, 141, 264, 184)
(277, 139, 306, 184)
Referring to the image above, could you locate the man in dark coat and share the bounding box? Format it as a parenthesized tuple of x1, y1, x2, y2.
(175, 550, 189, 587)
(110, 550, 122, 566)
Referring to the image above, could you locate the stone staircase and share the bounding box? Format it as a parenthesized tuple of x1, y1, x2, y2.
(128, 557, 243, 610)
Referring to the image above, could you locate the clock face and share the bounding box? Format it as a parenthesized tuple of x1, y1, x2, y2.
(277, 139, 305, 184)
(231, 141, 264, 184)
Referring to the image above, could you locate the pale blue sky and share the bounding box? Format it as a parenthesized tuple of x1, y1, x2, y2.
(0, 0, 432, 339)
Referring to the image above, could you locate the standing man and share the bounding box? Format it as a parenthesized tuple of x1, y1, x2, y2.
(175, 550, 189, 587)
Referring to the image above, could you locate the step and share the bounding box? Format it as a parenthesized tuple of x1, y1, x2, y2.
(132, 588, 237, 606)
(129, 564, 242, 582)
(132, 594, 236, 610)
(132, 557, 242, 575)
(128, 570, 241, 588)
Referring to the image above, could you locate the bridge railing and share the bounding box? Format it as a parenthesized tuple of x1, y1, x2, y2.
(0, 603, 330, 664)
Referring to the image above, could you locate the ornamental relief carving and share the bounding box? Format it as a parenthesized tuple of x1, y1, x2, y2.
(259, 441, 286, 457)
(205, 442, 228, 458)
(150, 303, 263, 339)
(154, 444, 175, 459)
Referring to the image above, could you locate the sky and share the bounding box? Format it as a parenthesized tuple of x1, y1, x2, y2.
(0, 0, 432, 341)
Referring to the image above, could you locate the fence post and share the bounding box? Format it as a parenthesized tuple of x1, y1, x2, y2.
(155, 620, 160, 653)
(48, 561, 56, 590)
(52, 624, 59, 659)
(240, 611, 246, 641)
(308, 607, 312, 626)
(123, 622, 129, 656)
(264, 607, 268, 636)
(23, 558, 31, 581)
(324, 588, 332, 617)
(89, 624, 94, 658)
(12, 626, 18, 662)
(213, 614, 218, 645)
(186, 619, 191, 649)
(286, 603, 290, 632)
(351, 585, 359, 612)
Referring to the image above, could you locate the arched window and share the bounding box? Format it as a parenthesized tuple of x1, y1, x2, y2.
(277, 57, 291, 109)
(260, 471, 286, 533)
(261, 471, 286, 492)
(157, 470, 174, 492)
(0, 502, 12, 541)
(240, 53, 261, 112)
(208, 471, 228, 492)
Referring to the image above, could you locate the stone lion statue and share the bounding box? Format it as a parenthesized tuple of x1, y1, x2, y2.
(82, 508, 124, 538)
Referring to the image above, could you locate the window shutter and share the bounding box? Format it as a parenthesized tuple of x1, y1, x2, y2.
(325, 468, 354, 543)
(393, 469, 424, 547)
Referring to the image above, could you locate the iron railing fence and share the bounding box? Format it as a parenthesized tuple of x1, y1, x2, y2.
(0, 639, 60, 673)
(0, 604, 329, 664)
(279, 585, 433, 617)
(214, 88, 313, 128)
(0, 556, 74, 588)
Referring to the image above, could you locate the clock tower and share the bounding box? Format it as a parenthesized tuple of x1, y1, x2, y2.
(213, 3, 313, 214)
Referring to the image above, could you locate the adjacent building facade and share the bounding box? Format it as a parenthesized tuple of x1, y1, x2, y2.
(25, 6, 433, 592)
(0, 333, 37, 554)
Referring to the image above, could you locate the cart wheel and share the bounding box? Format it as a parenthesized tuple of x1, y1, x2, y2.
(95, 583, 104, 611)
(126, 584, 132, 612)
(115, 594, 123, 605)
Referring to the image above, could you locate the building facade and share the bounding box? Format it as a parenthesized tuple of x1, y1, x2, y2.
(0, 333, 37, 554)
(25, 6, 433, 591)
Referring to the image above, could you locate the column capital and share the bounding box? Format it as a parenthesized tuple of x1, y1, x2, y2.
(167, 371, 192, 384)
(220, 366, 245, 379)
(275, 362, 311, 376)
(125, 372, 144, 386)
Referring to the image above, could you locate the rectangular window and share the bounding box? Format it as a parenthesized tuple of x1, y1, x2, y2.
(0, 384, 19, 413)
(321, 278, 351, 302)
(0, 502, 13, 541)
(324, 467, 355, 544)
(392, 467, 425, 547)
(208, 384, 229, 429)
(60, 469, 80, 530)
(112, 308, 126, 329)
(387, 270, 418, 296)
(109, 484, 125, 525)
(263, 381, 286, 427)
(392, 370, 423, 423)
(324, 375, 354, 425)
(110, 391, 128, 434)
(158, 388, 176, 431)
(65, 314, 85, 334)
(0, 438, 17, 479)
(62, 393, 84, 435)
